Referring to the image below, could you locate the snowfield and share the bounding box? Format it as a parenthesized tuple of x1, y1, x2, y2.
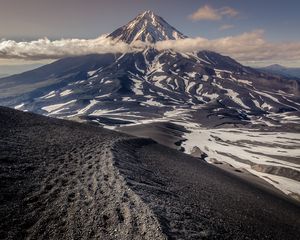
(104, 106, 300, 199)
(181, 126, 300, 197)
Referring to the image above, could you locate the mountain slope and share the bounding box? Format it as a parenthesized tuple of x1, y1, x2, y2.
(0, 54, 118, 103)
(1, 48, 299, 121)
(1, 106, 300, 239)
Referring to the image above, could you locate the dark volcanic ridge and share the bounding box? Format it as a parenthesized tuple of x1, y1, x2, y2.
(1, 107, 300, 240)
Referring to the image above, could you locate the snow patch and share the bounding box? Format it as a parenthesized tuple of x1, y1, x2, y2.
(14, 103, 25, 109)
(42, 100, 76, 113)
(40, 91, 56, 99)
(60, 89, 73, 97)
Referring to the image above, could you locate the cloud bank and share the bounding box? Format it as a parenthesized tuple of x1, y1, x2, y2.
(155, 30, 300, 62)
(1, 31, 300, 66)
(189, 5, 239, 21)
(0, 35, 138, 60)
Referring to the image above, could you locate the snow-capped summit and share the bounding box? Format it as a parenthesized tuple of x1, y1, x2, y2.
(107, 10, 187, 43)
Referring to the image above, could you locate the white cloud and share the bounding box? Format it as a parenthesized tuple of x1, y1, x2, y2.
(0, 35, 141, 60)
(189, 5, 239, 21)
(154, 30, 300, 65)
(219, 24, 234, 31)
(1, 31, 300, 67)
(220, 7, 239, 18)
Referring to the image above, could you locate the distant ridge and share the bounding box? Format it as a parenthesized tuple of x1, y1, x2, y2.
(259, 64, 300, 78)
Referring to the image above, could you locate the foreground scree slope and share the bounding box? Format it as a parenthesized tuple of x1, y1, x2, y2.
(0, 107, 300, 240)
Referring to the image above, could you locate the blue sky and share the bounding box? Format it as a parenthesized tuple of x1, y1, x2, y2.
(0, 0, 300, 73)
(1, 0, 299, 41)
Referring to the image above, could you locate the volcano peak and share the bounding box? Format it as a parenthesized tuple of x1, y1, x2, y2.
(107, 11, 187, 43)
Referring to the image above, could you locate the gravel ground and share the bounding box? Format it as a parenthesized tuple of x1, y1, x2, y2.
(0, 106, 299, 239)
(114, 139, 300, 239)
(0, 107, 165, 240)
